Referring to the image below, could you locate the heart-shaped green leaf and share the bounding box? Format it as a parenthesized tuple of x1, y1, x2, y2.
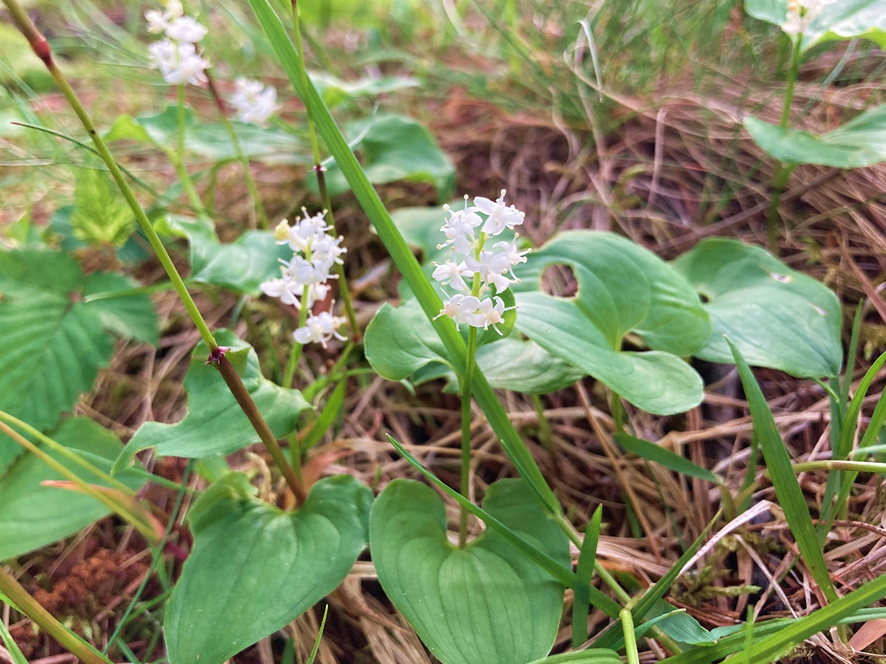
(316, 114, 455, 199)
(745, 0, 886, 51)
(744, 105, 886, 168)
(166, 474, 372, 664)
(157, 215, 291, 294)
(512, 231, 710, 415)
(672, 238, 842, 377)
(370, 478, 569, 664)
(0, 418, 144, 561)
(105, 105, 312, 164)
(365, 299, 584, 394)
(0, 249, 158, 473)
(114, 330, 309, 470)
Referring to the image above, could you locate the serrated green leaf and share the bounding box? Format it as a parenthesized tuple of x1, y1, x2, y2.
(511, 231, 709, 415)
(370, 478, 569, 664)
(744, 106, 886, 169)
(82, 272, 160, 346)
(0, 418, 144, 561)
(105, 105, 312, 164)
(157, 215, 291, 294)
(71, 168, 135, 247)
(166, 474, 372, 664)
(365, 299, 584, 394)
(115, 330, 310, 469)
(744, 0, 886, 51)
(316, 114, 455, 199)
(0, 249, 158, 473)
(673, 238, 842, 377)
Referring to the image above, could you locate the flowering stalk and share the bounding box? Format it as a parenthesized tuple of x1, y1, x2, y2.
(766, 0, 818, 253)
(289, 0, 360, 339)
(205, 74, 269, 229)
(3, 0, 307, 506)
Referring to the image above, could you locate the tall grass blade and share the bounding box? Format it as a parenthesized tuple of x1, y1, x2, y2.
(614, 434, 721, 484)
(726, 339, 838, 604)
(573, 506, 603, 648)
(0, 617, 29, 664)
(248, 0, 560, 515)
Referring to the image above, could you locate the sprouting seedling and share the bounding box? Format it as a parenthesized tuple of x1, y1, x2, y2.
(432, 191, 528, 335)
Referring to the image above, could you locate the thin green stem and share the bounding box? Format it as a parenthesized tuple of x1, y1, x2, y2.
(620, 608, 641, 664)
(0, 2, 312, 503)
(302, 340, 356, 400)
(284, 284, 312, 388)
(767, 35, 803, 253)
(611, 391, 625, 435)
(530, 393, 553, 453)
(205, 73, 269, 229)
(174, 85, 209, 218)
(0, 566, 113, 664)
(459, 326, 479, 547)
(289, 0, 360, 339)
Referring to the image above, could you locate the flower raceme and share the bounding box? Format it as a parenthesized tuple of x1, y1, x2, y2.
(230, 78, 281, 127)
(433, 191, 528, 333)
(145, 0, 209, 85)
(260, 211, 347, 348)
(782, 0, 822, 36)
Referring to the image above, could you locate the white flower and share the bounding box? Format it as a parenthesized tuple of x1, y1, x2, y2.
(145, 9, 168, 33)
(432, 259, 470, 292)
(463, 250, 513, 293)
(164, 16, 207, 43)
(148, 39, 209, 85)
(469, 297, 515, 334)
(293, 311, 347, 348)
(260, 277, 301, 308)
(782, 0, 822, 36)
(230, 78, 280, 127)
(437, 202, 481, 254)
(473, 190, 524, 236)
(435, 294, 483, 330)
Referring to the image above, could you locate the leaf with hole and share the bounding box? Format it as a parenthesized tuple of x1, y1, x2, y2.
(165, 473, 372, 664)
(365, 299, 583, 394)
(744, 0, 886, 51)
(370, 478, 569, 664)
(157, 215, 291, 294)
(0, 249, 158, 474)
(314, 114, 455, 199)
(512, 231, 710, 415)
(744, 105, 886, 169)
(115, 330, 309, 470)
(672, 238, 842, 377)
(0, 418, 144, 561)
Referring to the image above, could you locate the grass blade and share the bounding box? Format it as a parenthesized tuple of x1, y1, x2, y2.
(300, 380, 346, 452)
(726, 339, 838, 604)
(0, 616, 28, 664)
(573, 506, 603, 648)
(306, 605, 329, 664)
(248, 0, 559, 516)
(614, 434, 721, 484)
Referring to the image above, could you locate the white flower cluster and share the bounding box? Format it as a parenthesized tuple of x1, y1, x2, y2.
(782, 0, 822, 36)
(260, 211, 348, 348)
(146, 0, 210, 85)
(432, 191, 529, 333)
(230, 78, 281, 127)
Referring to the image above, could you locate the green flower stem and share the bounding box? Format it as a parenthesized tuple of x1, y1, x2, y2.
(2, 1, 309, 505)
(205, 73, 269, 229)
(459, 325, 478, 548)
(0, 566, 114, 664)
(0, 410, 135, 496)
(0, 420, 160, 544)
(174, 85, 210, 219)
(767, 34, 803, 253)
(289, 0, 360, 340)
(285, 283, 313, 388)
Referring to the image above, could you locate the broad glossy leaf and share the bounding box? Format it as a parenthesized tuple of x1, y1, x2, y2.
(513, 231, 710, 415)
(71, 168, 135, 247)
(166, 474, 372, 664)
(115, 330, 309, 469)
(157, 215, 290, 294)
(105, 105, 311, 164)
(311, 72, 419, 108)
(744, 105, 886, 168)
(745, 0, 886, 51)
(370, 479, 569, 664)
(672, 238, 842, 377)
(0, 249, 158, 473)
(365, 299, 583, 393)
(0, 418, 143, 561)
(318, 114, 455, 199)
